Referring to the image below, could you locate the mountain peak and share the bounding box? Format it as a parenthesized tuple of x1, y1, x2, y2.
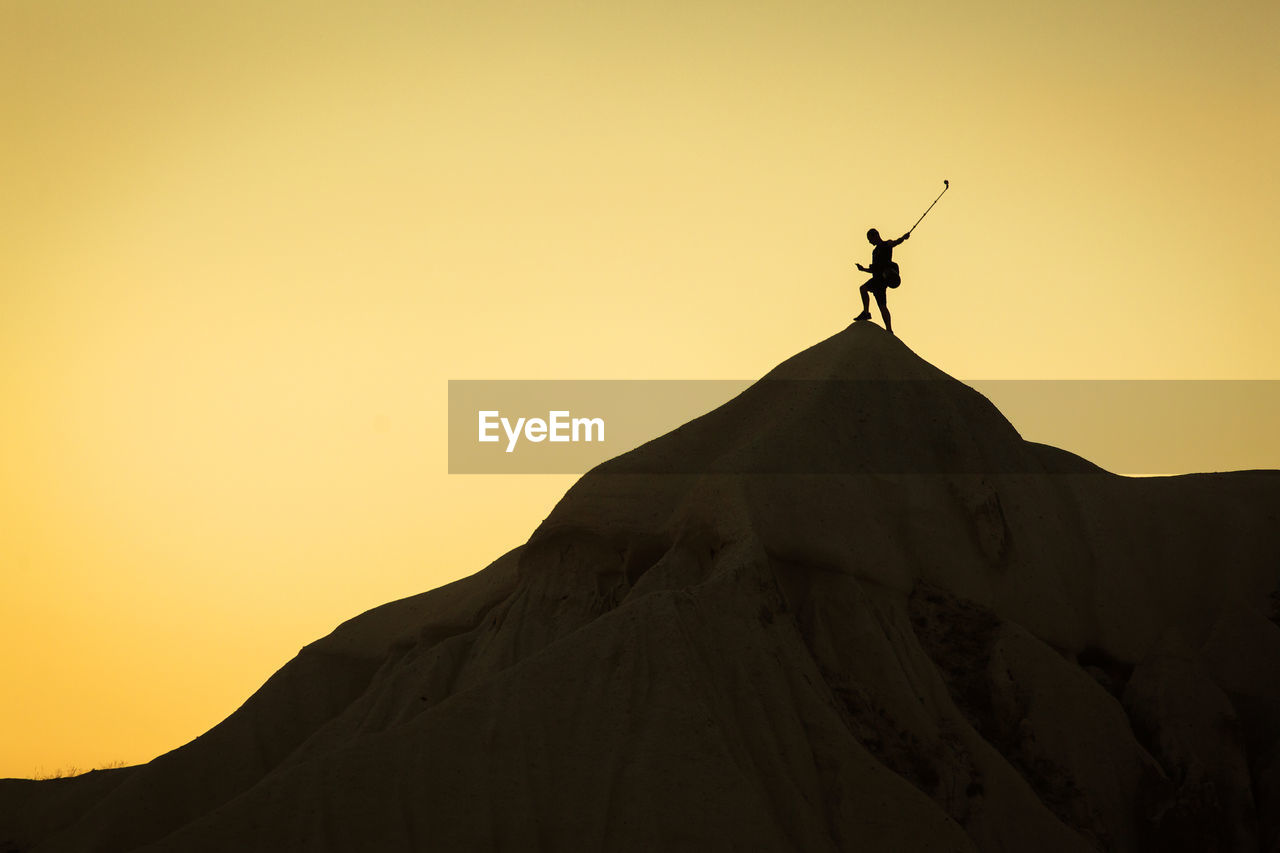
(572, 320, 1027, 482)
(763, 321, 949, 382)
(7, 328, 1280, 853)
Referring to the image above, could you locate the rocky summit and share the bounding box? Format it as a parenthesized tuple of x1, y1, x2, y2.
(4, 322, 1279, 852)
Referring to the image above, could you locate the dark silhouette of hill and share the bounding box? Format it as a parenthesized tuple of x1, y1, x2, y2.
(4, 322, 1279, 852)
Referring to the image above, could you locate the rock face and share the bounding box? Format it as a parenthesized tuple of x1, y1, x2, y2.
(4, 322, 1279, 852)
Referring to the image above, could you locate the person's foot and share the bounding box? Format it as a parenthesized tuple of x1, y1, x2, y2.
(854, 311, 872, 321)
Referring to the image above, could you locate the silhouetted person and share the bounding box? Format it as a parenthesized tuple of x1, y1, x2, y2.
(855, 228, 909, 334)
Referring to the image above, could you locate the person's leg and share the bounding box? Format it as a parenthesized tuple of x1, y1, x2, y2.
(873, 289, 892, 334)
(856, 282, 872, 320)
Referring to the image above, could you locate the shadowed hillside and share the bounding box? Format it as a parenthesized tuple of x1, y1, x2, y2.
(4, 322, 1279, 852)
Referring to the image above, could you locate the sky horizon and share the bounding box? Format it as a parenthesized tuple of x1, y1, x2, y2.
(3, 0, 1278, 777)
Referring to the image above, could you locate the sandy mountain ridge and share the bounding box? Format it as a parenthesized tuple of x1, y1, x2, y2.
(4, 322, 1279, 852)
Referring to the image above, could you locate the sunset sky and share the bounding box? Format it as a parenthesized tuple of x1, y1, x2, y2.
(2, 0, 1277, 777)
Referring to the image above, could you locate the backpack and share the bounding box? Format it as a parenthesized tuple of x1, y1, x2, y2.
(883, 261, 901, 288)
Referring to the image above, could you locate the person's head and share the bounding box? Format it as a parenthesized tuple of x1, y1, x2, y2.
(866, 228, 881, 245)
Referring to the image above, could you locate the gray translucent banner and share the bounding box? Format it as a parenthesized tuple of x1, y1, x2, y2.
(448, 380, 1280, 475)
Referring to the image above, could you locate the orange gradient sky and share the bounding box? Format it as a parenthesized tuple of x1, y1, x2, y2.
(2, 0, 1277, 777)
